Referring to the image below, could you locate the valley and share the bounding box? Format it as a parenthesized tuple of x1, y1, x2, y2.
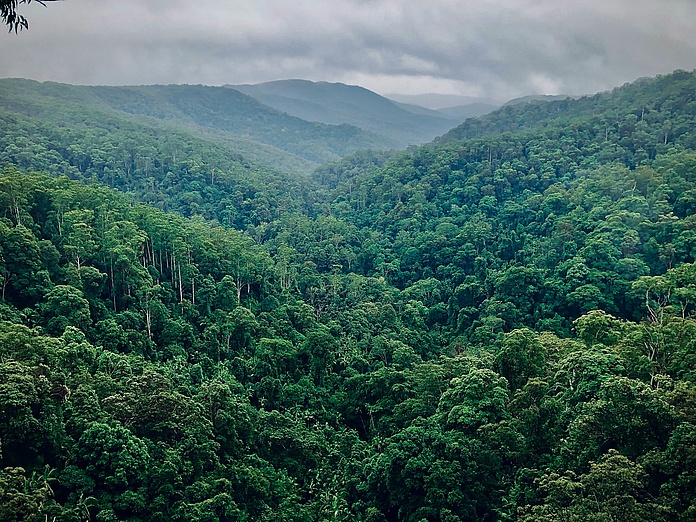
(0, 70, 695, 521)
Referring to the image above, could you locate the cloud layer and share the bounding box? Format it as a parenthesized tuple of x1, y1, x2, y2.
(1, 0, 695, 100)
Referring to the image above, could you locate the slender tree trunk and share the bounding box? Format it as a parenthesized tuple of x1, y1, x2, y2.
(145, 306, 152, 339)
(178, 262, 183, 302)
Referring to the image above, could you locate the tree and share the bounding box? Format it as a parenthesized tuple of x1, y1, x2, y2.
(75, 422, 151, 517)
(1, 0, 58, 32)
(40, 284, 91, 335)
(437, 368, 510, 434)
(519, 450, 670, 521)
(0, 466, 61, 522)
(495, 328, 546, 392)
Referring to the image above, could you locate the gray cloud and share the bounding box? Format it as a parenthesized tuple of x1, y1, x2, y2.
(0, 0, 694, 100)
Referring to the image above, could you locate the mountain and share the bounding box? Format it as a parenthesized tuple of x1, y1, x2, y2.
(0, 78, 325, 227)
(434, 102, 500, 120)
(388, 100, 448, 117)
(388, 100, 499, 122)
(502, 93, 573, 106)
(1, 70, 696, 521)
(384, 92, 495, 109)
(437, 70, 696, 143)
(229, 79, 459, 147)
(0, 79, 390, 173)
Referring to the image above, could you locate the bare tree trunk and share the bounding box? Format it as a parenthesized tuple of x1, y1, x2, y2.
(145, 307, 152, 339)
(178, 262, 183, 303)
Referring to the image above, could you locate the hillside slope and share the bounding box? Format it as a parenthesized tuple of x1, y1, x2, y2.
(1, 70, 696, 521)
(231, 79, 459, 147)
(438, 70, 696, 143)
(318, 69, 696, 331)
(0, 79, 390, 171)
(0, 80, 321, 228)
(434, 101, 500, 120)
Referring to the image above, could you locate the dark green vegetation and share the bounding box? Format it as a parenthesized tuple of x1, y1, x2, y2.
(231, 80, 461, 147)
(1, 69, 696, 521)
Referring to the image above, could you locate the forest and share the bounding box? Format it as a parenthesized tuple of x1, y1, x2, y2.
(0, 69, 695, 521)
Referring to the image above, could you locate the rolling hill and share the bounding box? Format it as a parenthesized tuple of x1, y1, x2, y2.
(230, 79, 460, 147)
(0, 79, 391, 173)
(1, 69, 696, 521)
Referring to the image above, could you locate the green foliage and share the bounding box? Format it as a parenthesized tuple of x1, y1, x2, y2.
(519, 450, 670, 521)
(0, 70, 695, 520)
(0, 466, 60, 522)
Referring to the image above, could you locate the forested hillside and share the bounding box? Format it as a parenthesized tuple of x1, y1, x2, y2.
(0, 79, 325, 229)
(438, 70, 695, 144)
(230, 80, 459, 147)
(0, 79, 390, 174)
(1, 70, 696, 521)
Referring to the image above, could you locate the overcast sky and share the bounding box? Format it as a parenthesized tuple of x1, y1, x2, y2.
(1, 0, 695, 102)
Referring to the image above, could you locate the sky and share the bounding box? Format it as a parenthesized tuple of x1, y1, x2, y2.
(1, 0, 695, 103)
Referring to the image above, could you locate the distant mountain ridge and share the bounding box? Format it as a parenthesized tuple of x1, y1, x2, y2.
(0, 79, 393, 172)
(434, 102, 501, 120)
(502, 94, 574, 106)
(437, 70, 696, 143)
(384, 92, 497, 109)
(0, 77, 604, 176)
(228, 79, 461, 147)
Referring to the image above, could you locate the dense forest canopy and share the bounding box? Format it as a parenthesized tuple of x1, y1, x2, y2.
(0, 70, 695, 521)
